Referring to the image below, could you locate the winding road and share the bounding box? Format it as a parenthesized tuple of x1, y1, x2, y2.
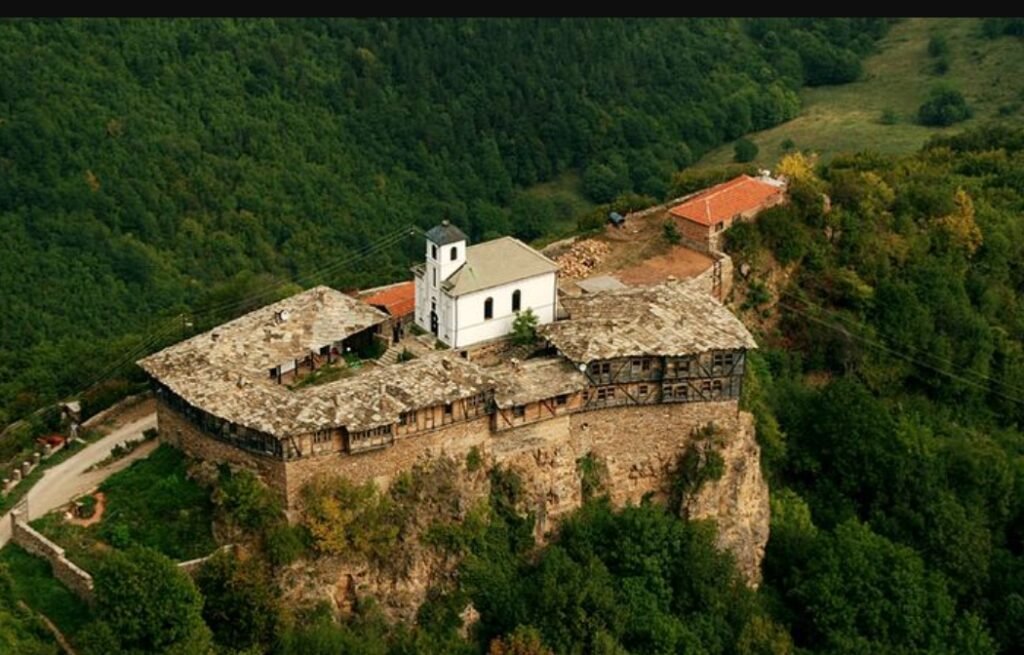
(0, 412, 157, 547)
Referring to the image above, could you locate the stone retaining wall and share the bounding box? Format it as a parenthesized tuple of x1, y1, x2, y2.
(10, 512, 94, 604)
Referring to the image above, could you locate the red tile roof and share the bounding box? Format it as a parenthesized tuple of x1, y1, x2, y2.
(668, 175, 784, 227)
(362, 281, 416, 318)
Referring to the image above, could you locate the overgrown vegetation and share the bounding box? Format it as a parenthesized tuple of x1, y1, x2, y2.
(32, 444, 216, 569)
(80, 547, 212, 655)
(669, 423, 726, 514)
(725, 125, 1024, 654)
(575, 452, 609, 501)
(0, 563, 58, 654)
(0, 545, 91, 639)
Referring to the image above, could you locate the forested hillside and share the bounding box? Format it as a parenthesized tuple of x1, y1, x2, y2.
(0, 18, 887, 428)
(725, 128, 1024, 655)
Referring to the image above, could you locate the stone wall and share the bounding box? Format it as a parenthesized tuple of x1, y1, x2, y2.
(10, 512, 94, 603)
(156, 399, 288, 497)
(285, 415, 494, 500)
(689, 251, 734, 299)
(177, 545, 234, 576)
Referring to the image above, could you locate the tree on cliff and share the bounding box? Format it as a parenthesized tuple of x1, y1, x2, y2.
(89, 547, 212, 654)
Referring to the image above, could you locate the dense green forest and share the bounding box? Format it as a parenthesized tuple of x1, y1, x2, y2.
(0, 17, 888, 430)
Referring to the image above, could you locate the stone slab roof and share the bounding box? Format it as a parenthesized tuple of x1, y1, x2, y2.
(140, 286, 388, 382)
(493, 357, 588, 408)
(539, 280, 757, 363)
(143, 348, 497, 438)
(443, 237, 558, 296)
(576, 274, 627, 294)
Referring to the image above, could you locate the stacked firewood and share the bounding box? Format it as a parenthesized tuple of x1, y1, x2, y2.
(556, 239, 611, 279)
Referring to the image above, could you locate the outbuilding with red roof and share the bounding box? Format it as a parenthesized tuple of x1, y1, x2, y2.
(668, 174, 786, 251)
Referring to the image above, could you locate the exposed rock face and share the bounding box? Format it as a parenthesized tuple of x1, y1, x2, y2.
(683, 414, 769, 585)
(278, 401, 770, 617)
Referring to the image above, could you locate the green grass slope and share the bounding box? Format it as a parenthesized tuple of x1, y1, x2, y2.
(698, 18, 1024, 166)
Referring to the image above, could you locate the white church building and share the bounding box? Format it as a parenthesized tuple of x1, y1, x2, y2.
(413, 221, 559, 348)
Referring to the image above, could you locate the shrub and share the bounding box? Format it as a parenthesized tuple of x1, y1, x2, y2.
(662, 219, 682, 245)
(927, 34, 950, 58)
(466, 446, 483, 473)
(265, 523, 307, 567)
(397, 348, 416, 362)
(918, 87, 972, 126)
(734, 137, 759, 163)
(512, 309, 539, 346)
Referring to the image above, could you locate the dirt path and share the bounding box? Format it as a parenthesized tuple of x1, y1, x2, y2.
(0, 412, 157, 547)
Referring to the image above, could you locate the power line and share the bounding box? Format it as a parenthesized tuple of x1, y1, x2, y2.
(184, 225, 420, 323)
(72, 225, 424, 400)
(774, 298, 1024, 407)
(776, 288, 1024, 399)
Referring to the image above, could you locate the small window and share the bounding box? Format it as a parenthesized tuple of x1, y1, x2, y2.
(675, 384, 689, 400)
(638, 384, 649, 396)
(641, 359, 651, 372)
(600, 362, 611, 375)
(512, 289, 521, 312)
(701, 380, 712, 393)
(513, 405, 526, 418)
(313, 430, 332, 444)
(596, 386, 616, 401)
(712, 380, 723, 395)
(433, 268, 437, 287)
(713, 353, 724, 367)
(484, 297, 494, 320)
(399, 411, 410, 426)
(555, 394, 568, 406)
(444, 402, 453, 417)
(450, 246, 458, 261)
(631, 359, 641, 372)
(590, 363, 601, 375)
(269, 367, 277, 379)
(431, 244, 437, 259)
(715, 222, 724, 232)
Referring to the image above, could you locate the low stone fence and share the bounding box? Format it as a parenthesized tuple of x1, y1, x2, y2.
(177, 544, 234, 575)
(10, 512, 95, 604)
(10, 511, 232, 603)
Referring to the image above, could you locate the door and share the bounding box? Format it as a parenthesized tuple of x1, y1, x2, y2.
(430, 311, 438, 335)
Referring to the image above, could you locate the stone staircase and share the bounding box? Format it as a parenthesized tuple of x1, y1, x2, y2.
(378, 344, 403, 366)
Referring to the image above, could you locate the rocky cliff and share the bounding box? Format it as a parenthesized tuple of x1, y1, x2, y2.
(279, 401, 770, 618)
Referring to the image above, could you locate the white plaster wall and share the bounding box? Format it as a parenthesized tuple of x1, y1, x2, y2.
(437, 241, 466, 282)
(452, 272, 556, 347)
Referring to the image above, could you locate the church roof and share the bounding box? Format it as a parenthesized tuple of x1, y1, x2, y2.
(442, 237, 559, 296)
(425, 221, 468, 246)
